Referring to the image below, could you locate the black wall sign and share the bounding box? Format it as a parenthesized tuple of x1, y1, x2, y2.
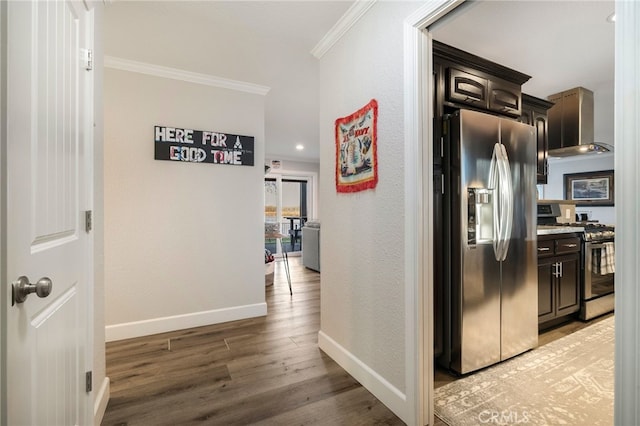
(154, 125, 255, 166)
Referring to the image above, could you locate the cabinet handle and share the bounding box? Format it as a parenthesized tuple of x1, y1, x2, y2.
(563, 243, 578, 248)
(538, 247, 551, 252)
(552, 262, 564, 278)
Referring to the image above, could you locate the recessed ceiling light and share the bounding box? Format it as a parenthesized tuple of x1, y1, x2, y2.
(295, 144, 304, 151)
(607, 12, 616, 23)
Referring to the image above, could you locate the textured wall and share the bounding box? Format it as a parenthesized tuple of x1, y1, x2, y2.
(318, 1, 422, 393)
(104, 68, 265, 330)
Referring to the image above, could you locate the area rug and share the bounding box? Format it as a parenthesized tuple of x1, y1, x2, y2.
(434, 317, 614, 425)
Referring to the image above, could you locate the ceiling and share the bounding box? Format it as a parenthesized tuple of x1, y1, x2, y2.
(104, 1, 353, 162)
(104, 1, 615, 163)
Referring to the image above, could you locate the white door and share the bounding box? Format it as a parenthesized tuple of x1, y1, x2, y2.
(5, 1, 93, 425)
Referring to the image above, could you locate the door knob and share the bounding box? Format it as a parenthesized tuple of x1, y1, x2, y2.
(12, 276, 53, 305)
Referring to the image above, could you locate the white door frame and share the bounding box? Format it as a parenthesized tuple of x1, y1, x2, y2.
(612, 1, 640, 424)
(403, 2, 464, 424)
(404, 1, 640, 424)
(0, 0, 7, 421)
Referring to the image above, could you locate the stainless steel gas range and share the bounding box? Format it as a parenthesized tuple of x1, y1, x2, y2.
(537, 202, 615, 321)
(581, 224, 615, 320)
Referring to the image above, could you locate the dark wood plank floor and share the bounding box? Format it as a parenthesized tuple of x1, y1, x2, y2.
(103, 256, 613, 426)
(102, 257, 405, 425)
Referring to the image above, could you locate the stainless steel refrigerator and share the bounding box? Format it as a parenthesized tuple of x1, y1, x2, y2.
(440, 109, 538, 375)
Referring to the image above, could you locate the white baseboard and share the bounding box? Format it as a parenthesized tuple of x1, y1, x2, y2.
(105, 303, 267, 342)
(318, 331, 408, 423)
(93, 377, 110, 426)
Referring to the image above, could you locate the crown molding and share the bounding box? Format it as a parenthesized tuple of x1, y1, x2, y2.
(310, 0, 377, 59)
(103, 56, 271, 96)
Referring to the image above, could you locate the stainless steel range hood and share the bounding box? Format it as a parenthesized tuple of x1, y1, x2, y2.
(547, 87, 613, 157)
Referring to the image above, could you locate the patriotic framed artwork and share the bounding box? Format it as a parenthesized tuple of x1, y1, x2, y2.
(335, 99, 378, 193)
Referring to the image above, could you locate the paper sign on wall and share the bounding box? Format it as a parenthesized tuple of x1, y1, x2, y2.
(154, 125, 255, 166)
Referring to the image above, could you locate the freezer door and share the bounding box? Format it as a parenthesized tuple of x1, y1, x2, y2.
(499, 118, 538, 360)
(450, 110, 502, 374)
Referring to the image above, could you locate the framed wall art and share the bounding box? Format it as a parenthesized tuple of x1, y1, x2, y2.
(335, 99, 378, 193)
(564, 169, 614, 206)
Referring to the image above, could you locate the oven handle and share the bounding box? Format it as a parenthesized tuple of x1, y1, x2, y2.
(584, 242, 602, 272)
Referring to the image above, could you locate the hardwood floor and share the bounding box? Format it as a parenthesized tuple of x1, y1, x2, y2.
(103, 257, 612, 426)
(102, 257, 404, 425)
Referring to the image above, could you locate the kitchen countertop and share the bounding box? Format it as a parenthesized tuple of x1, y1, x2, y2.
(537, 225, 585, 236)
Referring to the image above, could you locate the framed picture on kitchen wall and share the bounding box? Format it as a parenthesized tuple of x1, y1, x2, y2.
(564, 170, 614, 206)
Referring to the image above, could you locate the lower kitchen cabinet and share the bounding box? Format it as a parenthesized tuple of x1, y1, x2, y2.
(538, 233, 581, 326)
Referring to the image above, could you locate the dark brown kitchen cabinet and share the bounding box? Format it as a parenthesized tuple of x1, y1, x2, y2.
(521, 94, 554, 184)
(537, 233, 581, 327)
(447, 68, 489, 109)
(433, 41, 530, 119)
(488, 79, 521, 116)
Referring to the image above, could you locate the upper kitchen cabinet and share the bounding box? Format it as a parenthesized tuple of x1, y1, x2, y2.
(433, 41, 531, 119)
(521, 94, 554, 184)
(446, 67, 489, 110)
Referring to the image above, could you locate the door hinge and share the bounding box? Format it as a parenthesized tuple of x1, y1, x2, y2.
(85, 210, 93, 233)
(82, 48, 93, 71)
(85, 371, 93, 393)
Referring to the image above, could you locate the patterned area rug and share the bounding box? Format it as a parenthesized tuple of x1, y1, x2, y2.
(434, 317, 614, 425)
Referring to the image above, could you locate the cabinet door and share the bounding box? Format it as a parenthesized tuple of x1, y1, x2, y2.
(519, 107, 533, 125)
(488, 79, 521, 116)
(538, 258, 556, 323)
(556, 254, 581, 316)
(533, 111, 549, 184)
(447, 68, 489, 109)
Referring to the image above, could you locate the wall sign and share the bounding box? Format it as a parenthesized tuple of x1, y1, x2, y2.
(335, 99, 378, 193)
(154, 125, 254, 166)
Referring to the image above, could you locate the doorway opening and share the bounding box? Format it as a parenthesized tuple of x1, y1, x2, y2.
(265, 175, 313, 257)
(423, 0, 615, 423)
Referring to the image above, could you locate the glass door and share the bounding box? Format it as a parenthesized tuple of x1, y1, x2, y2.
(264, 178, 279, 255)
(264, 177, 309, 255)
(281, 179, 307, 253)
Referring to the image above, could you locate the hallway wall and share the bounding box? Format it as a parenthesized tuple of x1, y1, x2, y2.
(104, 68, 266, 340)
(317, 1, 424, 422)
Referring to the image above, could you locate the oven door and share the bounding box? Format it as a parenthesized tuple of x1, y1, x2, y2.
(584, 240, 615, 300)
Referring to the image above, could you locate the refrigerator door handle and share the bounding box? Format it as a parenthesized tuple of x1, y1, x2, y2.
(489, 142, 514, 262)
(488, 143, 501, 261)
(498, 143, 513, 261)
